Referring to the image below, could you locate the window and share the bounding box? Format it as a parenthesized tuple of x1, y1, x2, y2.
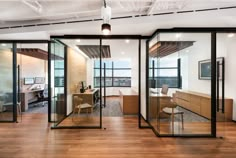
(149, 58, 181, 88)
(54, 60, 64, 87)
(94, 60, 131, 87)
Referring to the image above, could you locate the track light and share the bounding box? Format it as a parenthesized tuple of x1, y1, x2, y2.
(101, 0, 111, 35)
(102, 23, 111, 35)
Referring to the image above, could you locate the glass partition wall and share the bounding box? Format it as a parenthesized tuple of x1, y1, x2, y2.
(215, 33, 236, 138)
(147, 32, 214, 136)
(51, 40, 66, 125)
(0, 43, 15, 122)
(51, 38, 102, 128)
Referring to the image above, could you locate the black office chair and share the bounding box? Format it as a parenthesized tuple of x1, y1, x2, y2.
(95, 91, 105, 108)
(36, 85, 48, 107)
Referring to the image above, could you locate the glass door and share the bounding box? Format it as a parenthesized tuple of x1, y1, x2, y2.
(216, 33, 235, 138)
(0, 42, 16, 122)
(147, 32, 213, 137)
(51, 40, 66, 125)
(50, 37, 102, 128)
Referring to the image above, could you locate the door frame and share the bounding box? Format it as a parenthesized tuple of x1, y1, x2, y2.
(0, 40, 49, 123)
(145, 27, 236, 137)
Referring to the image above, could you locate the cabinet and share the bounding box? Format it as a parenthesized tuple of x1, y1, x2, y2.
(175, 91, 233, 121)
(119, 89, 138, 115)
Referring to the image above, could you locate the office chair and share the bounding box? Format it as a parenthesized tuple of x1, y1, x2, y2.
(159, 84, 184, 131)
(72, 96, 93, 121)
(95, 90, 105, 108)
(36, 84, 48, 107)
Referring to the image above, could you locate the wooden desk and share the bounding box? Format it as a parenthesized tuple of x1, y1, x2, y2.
(119, 89, 138, 115)
(149, 92, 172, 118)
(20, 89, 44, 112)
(72, 89, 99, 110)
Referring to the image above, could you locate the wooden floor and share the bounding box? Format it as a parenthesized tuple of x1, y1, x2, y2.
(149, 119, 211, 135)
(0, 114, 236, 158)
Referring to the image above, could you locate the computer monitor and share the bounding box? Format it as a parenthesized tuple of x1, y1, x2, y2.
(35, 77, 45, 84)
(24, 78, 34, 85)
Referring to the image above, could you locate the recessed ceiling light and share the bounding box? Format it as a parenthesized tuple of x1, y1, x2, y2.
(121, 51, 125, 55)
(176, 33, 182, 38)
(1, 43, 6, 46)
(76, 39, 81, 42)
(125, 39, 130, 43)
(185, 50, 189, 53)
(227, 33, 235, 38)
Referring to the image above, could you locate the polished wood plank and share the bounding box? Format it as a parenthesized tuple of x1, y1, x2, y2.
(0, 114, 236, 158)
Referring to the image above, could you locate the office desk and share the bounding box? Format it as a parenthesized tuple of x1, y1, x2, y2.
(119, 89, 138, 115)
(149, 92, 172, 118)
(20, 89, 44, 112)
(72, 89, 99, 111)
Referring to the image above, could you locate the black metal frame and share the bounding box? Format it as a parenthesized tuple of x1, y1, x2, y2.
(93, 61, 132, 88)
(145, 27, 236, 137)
(0, 40, 49, 123)
(49, 35, 149, 129)
(1, 28, 233, 137)
(148, 62, 181, 88)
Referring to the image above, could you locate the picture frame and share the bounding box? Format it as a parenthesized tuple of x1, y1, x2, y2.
(198, 57, 224, 80)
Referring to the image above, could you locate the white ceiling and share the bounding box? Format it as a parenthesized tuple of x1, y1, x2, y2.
(61, 39, 139, 59)
(0, 0, 236, 23)
(0, 0, 236, 37)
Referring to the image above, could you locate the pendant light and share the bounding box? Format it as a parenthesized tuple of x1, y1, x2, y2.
(101, 0, 111, 35)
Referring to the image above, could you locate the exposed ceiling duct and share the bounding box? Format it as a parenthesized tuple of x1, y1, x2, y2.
(0, 0, 236, 28)
(22, 0, 43, 14)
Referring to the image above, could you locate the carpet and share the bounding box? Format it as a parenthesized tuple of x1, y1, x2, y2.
(24, 101, 48, 114)
(90, 98, 123, 117)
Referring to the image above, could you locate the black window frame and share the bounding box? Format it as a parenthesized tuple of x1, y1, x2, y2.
(148, 59, 182, 88)
(94, 61, 132, 88)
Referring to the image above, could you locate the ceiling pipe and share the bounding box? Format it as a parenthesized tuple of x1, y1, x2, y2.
(147, 0, 158, 15)
(22, 0, 43, 14)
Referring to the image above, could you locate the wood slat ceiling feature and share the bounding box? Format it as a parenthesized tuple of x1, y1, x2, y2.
(17, 48, 63, 60)
(149, 41, 195, 58)
(77, 45, 111, 59)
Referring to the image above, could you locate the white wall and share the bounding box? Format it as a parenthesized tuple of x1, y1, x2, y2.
(140, 40, 147, 119)
(160, 33, 212, 94)
(17, 54, 47, 91)
(217, 34, 236, 121)
(0, 48, 13, 93)
(159, 33, 236, 120)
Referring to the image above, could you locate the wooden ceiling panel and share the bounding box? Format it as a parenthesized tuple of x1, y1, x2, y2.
(17, 48, 63, 60)
(77, 45, 111, 59)
(149, 41, 195, 58)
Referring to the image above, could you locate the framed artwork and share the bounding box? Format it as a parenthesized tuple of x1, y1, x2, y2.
(198, 57, 224, 80)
